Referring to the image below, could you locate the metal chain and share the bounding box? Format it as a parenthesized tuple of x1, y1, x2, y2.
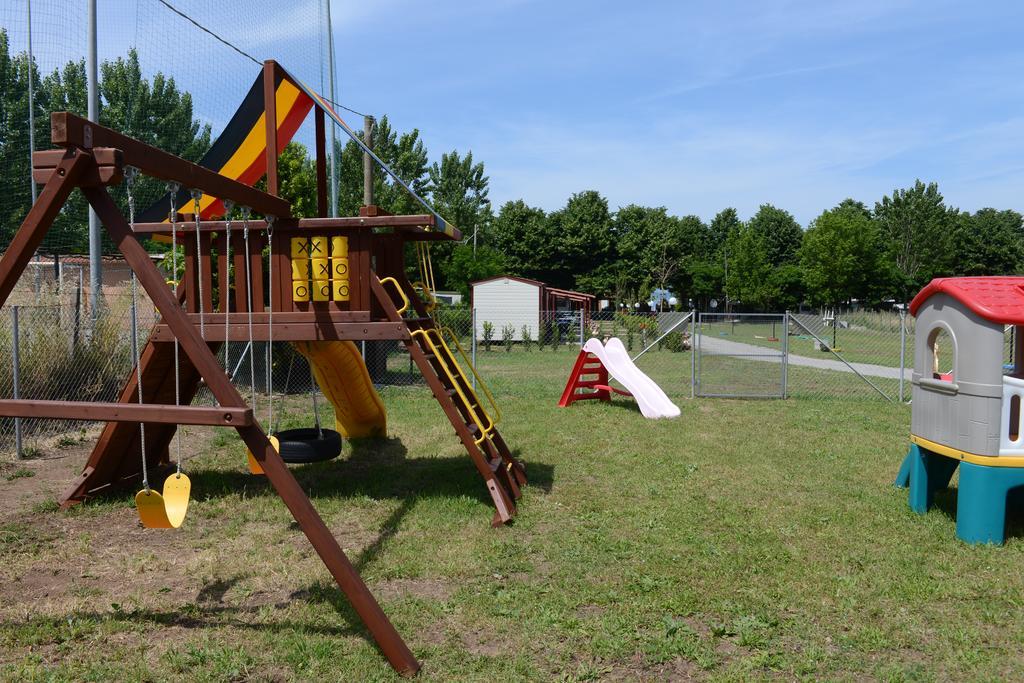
(167, 183, 183, 473)
(266, 216, 275, 432)
(222, 200, 234, 372)
(125, 167, 149, 491)
(241, 208, 256, 414)
(191, 190, 205, 339)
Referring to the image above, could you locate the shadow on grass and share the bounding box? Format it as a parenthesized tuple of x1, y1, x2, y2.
(183, 436, 553, 509)
(930, 485, 1024, 542)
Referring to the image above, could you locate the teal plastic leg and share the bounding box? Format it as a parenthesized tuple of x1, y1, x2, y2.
(907, 444, 959, 514)
(956, 463, 1024, 545)
(894, 448, 913, 488)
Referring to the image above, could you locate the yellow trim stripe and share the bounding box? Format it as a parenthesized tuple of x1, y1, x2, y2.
(910, 434, 1024, 468)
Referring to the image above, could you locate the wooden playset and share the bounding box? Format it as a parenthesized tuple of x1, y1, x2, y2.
(0, 60, 526, 675)
(896, 276, 1024, 544)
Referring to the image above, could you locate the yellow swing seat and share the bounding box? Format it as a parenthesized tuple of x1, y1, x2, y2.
(135, 473, 192, 529)
(246, 435, 279, 475)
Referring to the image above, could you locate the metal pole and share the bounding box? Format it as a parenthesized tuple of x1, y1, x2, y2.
(579, 309, 584, 347)
(692, 311, 698, 399)
(471, 308, 477, 391)
(12, 306, 22, 459)
(26, 0, 37, 203)
(325, 0, 338, 217)
(782, 311, 789, 399)
(899, 307, 906, 403)
(87, 0, 101, 324)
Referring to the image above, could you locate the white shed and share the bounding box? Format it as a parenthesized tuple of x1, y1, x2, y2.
(471, 276, 595, 342)
(472, 276, 543, 341)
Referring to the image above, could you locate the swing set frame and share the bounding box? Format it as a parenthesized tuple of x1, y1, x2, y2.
(0, 61, 511, 676)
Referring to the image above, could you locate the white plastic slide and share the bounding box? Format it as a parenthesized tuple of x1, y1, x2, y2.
(583, 337, 681, 419)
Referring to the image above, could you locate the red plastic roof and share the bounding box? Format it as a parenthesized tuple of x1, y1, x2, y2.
(910, 277, 1024, 324)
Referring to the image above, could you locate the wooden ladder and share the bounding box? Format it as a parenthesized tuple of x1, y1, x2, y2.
(371, 275, 527, 526)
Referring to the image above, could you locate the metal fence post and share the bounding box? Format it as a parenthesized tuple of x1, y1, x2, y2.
(691, 311, 697, 399)
(899, 306, 907, 403)
(782, 311, 789, 399)
(579, 309, 584, 347)
(471, 307, 477, 391)
(12, 306, 22, 459)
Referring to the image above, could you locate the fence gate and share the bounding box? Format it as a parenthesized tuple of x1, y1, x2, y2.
(694, 312, 787, 398)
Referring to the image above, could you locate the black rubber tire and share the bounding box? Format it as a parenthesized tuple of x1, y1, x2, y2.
(271, 428, 343, 464)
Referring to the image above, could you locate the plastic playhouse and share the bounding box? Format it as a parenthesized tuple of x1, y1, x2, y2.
(896, 276, 1024, 544)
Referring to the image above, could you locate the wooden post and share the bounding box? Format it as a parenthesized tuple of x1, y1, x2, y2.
(315, 107, 328, 218)
(263, 61, 279, 199)
(363, 115, 374, 206)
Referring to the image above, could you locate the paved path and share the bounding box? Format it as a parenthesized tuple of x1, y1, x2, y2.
(698, 335, 909, 381)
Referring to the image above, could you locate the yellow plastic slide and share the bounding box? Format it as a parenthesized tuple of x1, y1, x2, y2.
(292, 341, 387, 438)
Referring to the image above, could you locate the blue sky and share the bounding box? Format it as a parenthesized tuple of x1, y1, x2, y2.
(17, 0, 1024, 225)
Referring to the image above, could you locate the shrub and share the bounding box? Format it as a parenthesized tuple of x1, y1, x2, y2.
(502, 324, 515, 352)
(521, 325, 532, 351)
(663, 331, 685, 353)
(482, 321, 494, 351)
(553, 319, 561, 350)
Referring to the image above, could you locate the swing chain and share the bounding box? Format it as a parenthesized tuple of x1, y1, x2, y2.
(265, 216, 275, 433)
(241, 207, 257, 412)
(190, 189, 206, 339)
(167, 182, 184, 473)
(223, 200, 235, 372)
(124, 166, 149, 492)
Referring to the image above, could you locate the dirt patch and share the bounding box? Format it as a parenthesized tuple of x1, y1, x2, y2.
(576, 603, 606, 619)
(371, 577, 453, 603)
(0, 442, 92, 522)
(461, 629, 504, 657)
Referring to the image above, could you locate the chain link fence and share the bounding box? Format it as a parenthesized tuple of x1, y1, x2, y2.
(7, 293, 995, 459)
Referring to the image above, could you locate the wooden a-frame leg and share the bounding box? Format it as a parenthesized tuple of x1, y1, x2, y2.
(0, 149, 91, 306)
(83, 186, 420, 676)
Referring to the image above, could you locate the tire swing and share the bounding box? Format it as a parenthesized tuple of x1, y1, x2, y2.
(242, 221, 341, 472)
(274, 353, 342, 464)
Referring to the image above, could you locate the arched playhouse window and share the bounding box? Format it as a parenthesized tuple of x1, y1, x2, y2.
(928, 325, 955, 382)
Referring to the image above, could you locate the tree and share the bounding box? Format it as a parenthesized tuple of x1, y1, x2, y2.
(440, 244, 506, 297)
(545, 191, 614, 293)
(874, 180, 957, 299)
(427, 150, 491, 242)
(706, 207, 741, 256)
(275, 143, 318, 218)
(335, 115, 430, 217)
(747, 203, 803, 266)
(725, 224, 772, 309)
(801, 200, 883, 307)
(491, 199, 551, 280)
(951, 208, 1024, 276)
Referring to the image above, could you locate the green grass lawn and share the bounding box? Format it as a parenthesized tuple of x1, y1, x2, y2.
(2, 348, 1024, 680)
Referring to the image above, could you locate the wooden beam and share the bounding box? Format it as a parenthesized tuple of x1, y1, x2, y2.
(129, 214, 438, 234)
(32, 147, 123, 186)
(149, 320, 410, 343)
(0, 149, 91, 307)
(51, 112, 290, 218)
(234, 424, 421, 676)
(0, 400, 251, 426)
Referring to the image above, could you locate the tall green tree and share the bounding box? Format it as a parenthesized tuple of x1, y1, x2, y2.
(874, 180, 957, 298)
(491, 199, 551, 280)
(547, 190, 614, 293)
(747, 203, 803, 266)
(801, 199, 884, 307)
(951, 208, 1024, 276)
(335, 115, 430, 217)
